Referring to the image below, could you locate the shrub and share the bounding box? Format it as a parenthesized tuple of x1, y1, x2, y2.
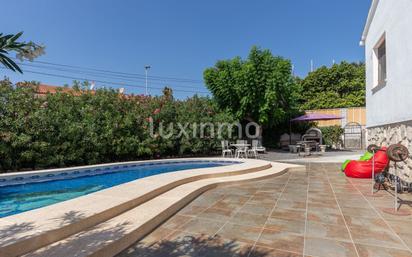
(320, 125, 344, 148)
(0, 80, 236, 172)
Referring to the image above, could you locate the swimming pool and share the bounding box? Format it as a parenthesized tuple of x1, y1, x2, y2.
(0, 160, 238, 218)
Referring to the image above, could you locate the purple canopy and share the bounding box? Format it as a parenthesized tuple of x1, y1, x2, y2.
(291, 113, 343, 122)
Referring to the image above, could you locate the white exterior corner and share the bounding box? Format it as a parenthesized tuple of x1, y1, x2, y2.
(360, 0, 379, 46)
(363, 0, 412, 128)
(362, 0, 412, 183)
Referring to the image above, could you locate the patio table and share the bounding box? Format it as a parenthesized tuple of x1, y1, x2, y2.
(296, 140, 319, 156)
(230, 143, 250, 158)
(230, 143, 251, 148)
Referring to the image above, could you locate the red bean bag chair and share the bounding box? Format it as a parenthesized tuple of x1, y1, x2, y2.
(344, 147, 389, 178)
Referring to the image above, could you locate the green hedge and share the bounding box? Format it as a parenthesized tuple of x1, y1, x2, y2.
(0, 80, 236, 172)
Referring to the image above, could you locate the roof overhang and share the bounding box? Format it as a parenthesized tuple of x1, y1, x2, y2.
(360, 0, 380, 46)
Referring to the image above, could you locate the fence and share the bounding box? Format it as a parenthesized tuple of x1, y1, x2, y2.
(305, 107, 366, 149)
(305, 107, 366, 127)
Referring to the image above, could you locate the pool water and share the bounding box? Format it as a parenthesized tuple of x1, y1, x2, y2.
(0, 161, 234, 218)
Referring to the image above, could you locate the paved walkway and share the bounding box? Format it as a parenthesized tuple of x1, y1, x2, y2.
(261, 150, 364, 163)
(118, 163, 412, 257)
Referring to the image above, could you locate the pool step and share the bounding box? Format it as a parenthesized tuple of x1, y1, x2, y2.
(0, 159, 272, 257)
(22, 163, 304, 257)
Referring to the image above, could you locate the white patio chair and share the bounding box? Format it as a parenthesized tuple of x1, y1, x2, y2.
(252, 140, 266, 153)
(221, 140, 233, 158)
(247, 147, 259, 159)
(235, 145, 248, 158)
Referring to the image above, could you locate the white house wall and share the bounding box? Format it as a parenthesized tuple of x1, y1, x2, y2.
(365, 0, 412, 128)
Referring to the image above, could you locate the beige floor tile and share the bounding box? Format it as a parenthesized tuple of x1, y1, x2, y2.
(270, 208, 306, 221)
(307, 209, 346, 226)
(385, 219, 412, 235)
(340, 206, 380, 218)
(256, 229, 304, 254)
(238, 203, 274, 216)
(229, 212, 268, 228)
(248, 195, 278, 205)
(278, 199, 307, 210)
(264, 218, 305, 235)
(356, 243, 412, 257)
(179, 205, 209, 217)
(344, 216, 389, 230)
(161, 215, 193, 230)
(209, 199, 244, 211)
(349, 226, 408, 250)
(138, 227, 175, 246)
(215, 223, 262, 244)
(178, 218, 225, 235)
(197, 207, 235, 221)
(304, 237, 358, 257)
(308, 206, 341, 215)
(250, 246, 302, 257)
(305, 221, 351, 242)
(201, 236, 254, 257)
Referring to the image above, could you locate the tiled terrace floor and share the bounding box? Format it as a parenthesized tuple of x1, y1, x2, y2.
(118, 163, 412, 257)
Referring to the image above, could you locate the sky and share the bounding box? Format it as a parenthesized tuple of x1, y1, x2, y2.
(1, 0, 371, 99)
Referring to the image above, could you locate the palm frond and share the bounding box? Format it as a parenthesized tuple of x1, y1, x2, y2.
(0, 52, 23, 73)
(0, 31, 44, 73)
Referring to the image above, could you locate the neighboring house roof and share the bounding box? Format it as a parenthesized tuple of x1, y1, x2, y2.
(16, 83, 94, 96)
(16, 83, 146, 100)
(360, 0, 380, 46)
(35, 84, 77, 95)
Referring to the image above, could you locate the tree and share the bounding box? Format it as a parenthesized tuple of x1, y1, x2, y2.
(203, 46, 299, 132)
(298, 61, 365, 110)
(0, 32, 45, 73)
